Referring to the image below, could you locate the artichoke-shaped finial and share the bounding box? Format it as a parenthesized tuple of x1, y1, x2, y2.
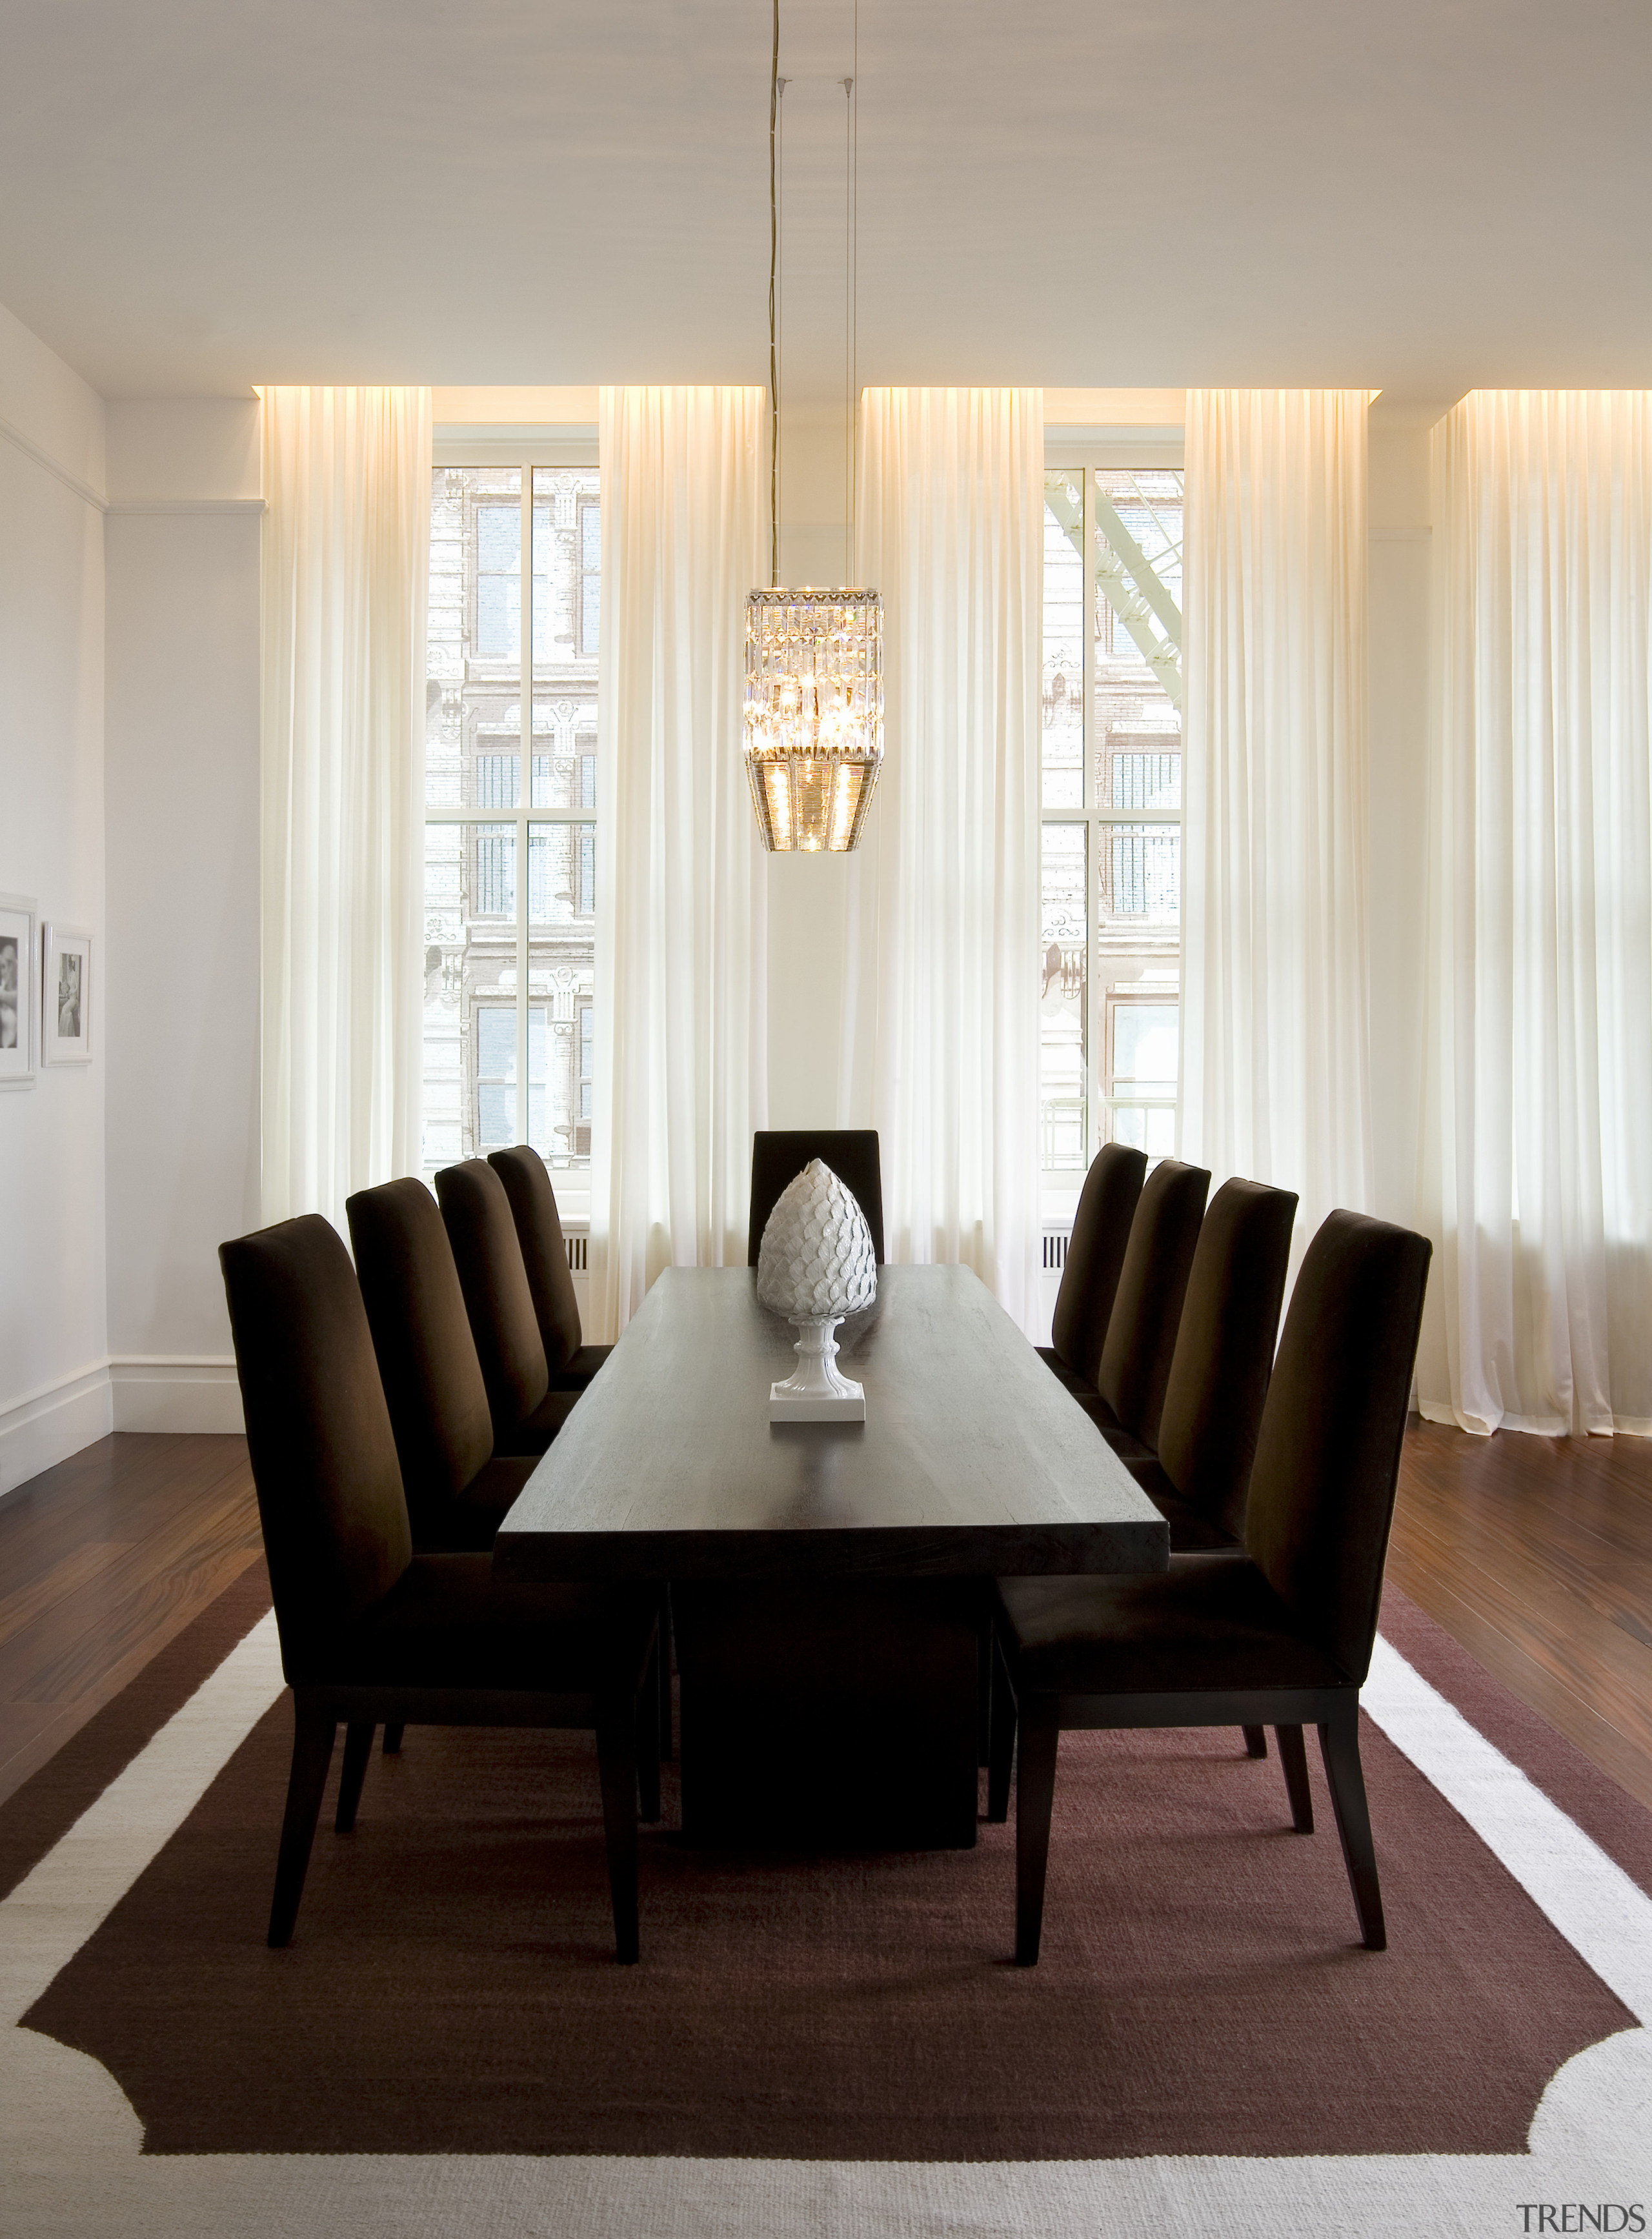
(756, 1159, 877, 1321)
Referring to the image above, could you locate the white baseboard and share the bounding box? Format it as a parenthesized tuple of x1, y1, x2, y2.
(0, 1355, 246, 1498)
(109, 1358, 245, 1435)
(0, 1363, 116, 1498)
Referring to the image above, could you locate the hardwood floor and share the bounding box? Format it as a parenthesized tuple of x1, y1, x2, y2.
(0, 1433, 263, 1807)
(0, 1420, 1649, 1816)
(1387, 1417, 1652, 1812)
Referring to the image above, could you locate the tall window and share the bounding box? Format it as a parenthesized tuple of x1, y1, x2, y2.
(1040, 463, 1184, 1178)
(423, 461, 601, 1192)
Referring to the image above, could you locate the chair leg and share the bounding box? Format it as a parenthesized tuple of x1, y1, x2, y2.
(594, 1692, 641, 1965)
(334, 1720, 374, 1834)
(656, 1585, 673, 1762)
(636, 1638, 663, 1823)
(1275, 1723, 1314, 1832)
(986, 1630, 1016, 1824)
(1014, 1702, 1061, 1965)
(381, 1722, 405, 1755)
(268, 1700, 336, 1949)
(1242, 1724, 1268, 1758)
(1318, 1707, 1386, 1951)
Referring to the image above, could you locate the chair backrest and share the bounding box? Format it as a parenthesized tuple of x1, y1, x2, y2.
(1049, 1141, 1147, 1383)
(218, 1216, 410, 1676)
(434, 1159, 550, 1440)
(1095, 1157, 1211, 1445)
(488, 1143, 583, 1371)
(346, 1177, 494, 1516)
(1244, 1210, 1433, 1684)
(1153, 1178, 1300, 1540)
(749, 1130, 885, 1265)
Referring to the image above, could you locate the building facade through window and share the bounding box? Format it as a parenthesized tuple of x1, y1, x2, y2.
(1040, 460, 1184, 1190)
(422, 461, 600, 1195)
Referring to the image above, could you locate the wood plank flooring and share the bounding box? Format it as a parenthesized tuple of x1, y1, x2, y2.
(1387, 1418, 1652, 1811)
(0, 1433, 263, 1807)
(0, 1420, 1649, 1816)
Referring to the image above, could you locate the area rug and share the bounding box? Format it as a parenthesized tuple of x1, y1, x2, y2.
(3, 1574, 1649, 2237)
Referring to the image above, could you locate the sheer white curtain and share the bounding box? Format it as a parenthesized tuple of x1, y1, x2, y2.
(259, 386, 430, 1232)
(590, 387, 768, 1338)
(840, 388, 1043, 1330)
(1418, 391, 1652, 1436)
(1181, 389, 1374, 1262)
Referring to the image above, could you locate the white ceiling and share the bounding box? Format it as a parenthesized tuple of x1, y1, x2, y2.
(3, 0, 1650, 409)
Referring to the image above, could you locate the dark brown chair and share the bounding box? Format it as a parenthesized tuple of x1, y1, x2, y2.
(218, 1214, 660, 1963)
(990, 1210, 1431, 1964)
(488, 1145, 611, 1391)
(748, 1130, 885, 1265)
(1082, 1156, 1211, 1449)
(435, 1159, 579, 1456)
(1036, 1141, 1147, 1398)
(345, 1177, 536, 1555)
(1123, 1177, 1299, 1555)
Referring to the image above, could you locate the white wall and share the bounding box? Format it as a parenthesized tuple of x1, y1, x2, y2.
(103, 399, 262, 1433)
(0, 303, 110, 1492)
(767, 400, 856, 1132)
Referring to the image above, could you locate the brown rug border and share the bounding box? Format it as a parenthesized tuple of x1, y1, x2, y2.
(1377, 1582, 1652, 1898)
(0, 1558, 272, 1905)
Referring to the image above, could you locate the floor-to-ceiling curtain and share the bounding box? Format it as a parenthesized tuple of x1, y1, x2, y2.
(590, 386, 768, 1338)
(841, 388, 1043, 1331)
(1418, 390, 1652, 1436)
(260, 386, 430, 1232)
(1181, 389, 1373, 1265)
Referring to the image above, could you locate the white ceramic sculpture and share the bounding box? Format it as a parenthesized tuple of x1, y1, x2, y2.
(756, 1158, 877, 1420)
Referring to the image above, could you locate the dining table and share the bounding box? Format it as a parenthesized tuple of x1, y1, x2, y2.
(494, 1263, 1169, 1850)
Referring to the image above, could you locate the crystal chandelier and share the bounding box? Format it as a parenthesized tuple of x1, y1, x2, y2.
(745, 2, 883, 854)
(744, 588, 883, 852)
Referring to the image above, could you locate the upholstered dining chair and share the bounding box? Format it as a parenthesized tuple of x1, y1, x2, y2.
(434, 1159, 579, 1456)
(1114, 1175, 1300, 1765)
(1035, 1141, 1148, 1399)
(487, 1144, 611, 1391)
(442, 1154, 674, 1761)
(748, 1130, 885, 1265)
(1120, 1178, 1300, 1552)
(345, 1177, 536, 1555)
(991, 1210, 1429, 1964)
(1080, 1158, 1211, 1447)
(219, 1213, 661, 1963)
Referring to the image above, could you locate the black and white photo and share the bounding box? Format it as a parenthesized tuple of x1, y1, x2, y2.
(0, 894, 36, 1087)
(41, 922, 92, 1065)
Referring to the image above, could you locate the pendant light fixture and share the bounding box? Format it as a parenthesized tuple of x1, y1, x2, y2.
(743, 0, 883, 854)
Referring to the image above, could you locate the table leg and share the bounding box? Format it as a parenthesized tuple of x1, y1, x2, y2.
(672, 1578, 981, 1850)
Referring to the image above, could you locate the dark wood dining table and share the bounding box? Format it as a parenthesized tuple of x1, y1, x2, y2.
(495, 1263, 1168, 1849)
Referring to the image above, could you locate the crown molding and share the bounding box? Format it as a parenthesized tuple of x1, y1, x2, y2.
(0, 411, 106, 511)
(105, 497, 265, 515)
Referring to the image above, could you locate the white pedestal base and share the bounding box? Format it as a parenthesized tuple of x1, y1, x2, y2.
(769, 1316, 866, 1423)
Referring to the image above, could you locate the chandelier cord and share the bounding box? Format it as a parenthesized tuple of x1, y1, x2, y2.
(769, 0, 780, 588)
(849, 0, 858, 585)
(844, 74, 852, 583)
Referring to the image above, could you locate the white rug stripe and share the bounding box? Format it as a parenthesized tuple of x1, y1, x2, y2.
(3, 1609, 1649, 2238)
(0, 1611, 285, 2027)
(1362, 1632, 1652, 2022)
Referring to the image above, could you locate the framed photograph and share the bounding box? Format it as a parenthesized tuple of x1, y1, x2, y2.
(0, 892, 37, 1087)
(42, 923, 92, 1065)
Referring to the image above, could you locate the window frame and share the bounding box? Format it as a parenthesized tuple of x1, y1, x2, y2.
(427, 433, 600, 1198)
(1042, 432, 1185, 1194)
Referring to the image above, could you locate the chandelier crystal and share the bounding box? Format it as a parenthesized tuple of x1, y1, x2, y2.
(743, 586, 883, 853)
